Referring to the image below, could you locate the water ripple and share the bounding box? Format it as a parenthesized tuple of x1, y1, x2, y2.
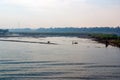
(46, 63, 94, 66)
(0, 69, 21, 72)
(85, 65, 120, 68)
(2, 72, 69, 77)
(0, 61, 56, 64)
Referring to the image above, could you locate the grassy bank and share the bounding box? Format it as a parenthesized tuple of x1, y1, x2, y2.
(89, 33, 120, 47)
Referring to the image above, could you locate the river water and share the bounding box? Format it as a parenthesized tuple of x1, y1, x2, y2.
(0, 37, 120, 80)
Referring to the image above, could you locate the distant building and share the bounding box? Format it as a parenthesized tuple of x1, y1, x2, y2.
(0, 29, 9, 35)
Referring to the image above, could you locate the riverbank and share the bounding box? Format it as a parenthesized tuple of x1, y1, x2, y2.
(0, 33, 120, 47)
(89, 34, 120, 47)
(0, 39, 57, 45)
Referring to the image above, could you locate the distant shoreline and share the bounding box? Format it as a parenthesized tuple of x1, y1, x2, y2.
(0, 33, 120, 48)
(89, 34, 120, 48)
(0, 39, 57, 45)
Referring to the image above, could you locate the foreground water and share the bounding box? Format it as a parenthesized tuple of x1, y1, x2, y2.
(0, 37, 120, 80)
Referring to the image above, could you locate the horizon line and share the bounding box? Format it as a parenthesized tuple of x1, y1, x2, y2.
(1, 26, 120, 29)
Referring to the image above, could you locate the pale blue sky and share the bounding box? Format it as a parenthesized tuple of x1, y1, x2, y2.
(0, 0, 120, 28)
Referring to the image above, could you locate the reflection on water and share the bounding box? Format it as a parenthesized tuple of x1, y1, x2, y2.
(0, 37, 120, 80)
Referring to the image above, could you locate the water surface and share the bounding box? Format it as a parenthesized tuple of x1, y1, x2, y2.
(0, 37, 120, 80)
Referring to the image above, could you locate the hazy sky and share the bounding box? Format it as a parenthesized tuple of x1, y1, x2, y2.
(0, 0, 120, 28)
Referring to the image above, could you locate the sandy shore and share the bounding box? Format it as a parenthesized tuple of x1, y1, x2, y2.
(0, 39, 57, 45)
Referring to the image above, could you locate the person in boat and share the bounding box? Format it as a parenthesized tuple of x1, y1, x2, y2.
(72, 41, 78, 44)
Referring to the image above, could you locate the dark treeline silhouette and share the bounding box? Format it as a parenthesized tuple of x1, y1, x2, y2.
(10, 27, 120, 35)
(0, 29, 9, 35)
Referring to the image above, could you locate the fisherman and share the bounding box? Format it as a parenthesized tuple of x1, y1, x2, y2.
(47, 41, 50, 44)
(105, 40, 109, 47)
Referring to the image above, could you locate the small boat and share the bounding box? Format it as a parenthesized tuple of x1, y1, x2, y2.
(72, 41, 78, 44)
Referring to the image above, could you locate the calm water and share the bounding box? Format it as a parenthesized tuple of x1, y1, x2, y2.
(0, 37, 120, 80)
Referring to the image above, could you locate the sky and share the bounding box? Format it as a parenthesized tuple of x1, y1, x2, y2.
(0, 0, 120, 29)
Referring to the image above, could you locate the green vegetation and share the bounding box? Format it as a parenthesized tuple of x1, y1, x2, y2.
(89, 33, 120, 47)
(89, 33, 120, 40)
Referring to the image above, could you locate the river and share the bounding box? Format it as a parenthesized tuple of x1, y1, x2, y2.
(0, 37, 120, 80)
